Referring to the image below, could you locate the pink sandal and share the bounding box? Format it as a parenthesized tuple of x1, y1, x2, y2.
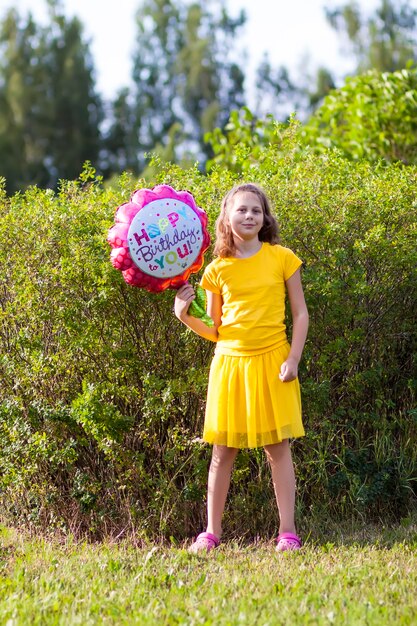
(276, 532, 302, 552)
(188, 532, 220, 554)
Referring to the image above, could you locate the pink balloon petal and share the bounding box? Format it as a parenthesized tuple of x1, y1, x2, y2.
(122, 266, 148, 287)
(130, 188, 157, 208)
(176, 190, 197, 209)
(115, 201, 141, 224)
(107, 222, 130, 248)
(110, 247, 133, 271)
(170, 276, 187, 289)
(151, 185, 180, 201)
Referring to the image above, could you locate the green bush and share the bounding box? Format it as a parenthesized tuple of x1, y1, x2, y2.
(303, 67, 417, 164)
(0, 137, 416, 539)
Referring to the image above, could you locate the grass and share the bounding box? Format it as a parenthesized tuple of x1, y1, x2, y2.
(1, 520, 417, 625)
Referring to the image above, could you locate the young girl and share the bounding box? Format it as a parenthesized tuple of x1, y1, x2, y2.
(174, 183, 308, 553)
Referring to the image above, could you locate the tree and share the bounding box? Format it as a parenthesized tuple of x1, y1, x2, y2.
(0, 10, 48, 192)
(43, 5, 103, 185)
(252, 0, 417, 122)
(325, 0, 417, 73)
(100, 88, 138, 176)
(253, 40, 337, 120)
(175, 1, 246, 154)
(103, 0, 246, 175)
(254, 57, 300, 120)
(303, 67, 417, 164)
(0, 3, 102, 193)
(308, 67, 337, 110)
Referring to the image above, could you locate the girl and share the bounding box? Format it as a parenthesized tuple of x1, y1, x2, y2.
(174, 183, 308, 553)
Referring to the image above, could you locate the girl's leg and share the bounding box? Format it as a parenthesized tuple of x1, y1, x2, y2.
(264, 440, 297, 535)
(206, 444, 239, 539)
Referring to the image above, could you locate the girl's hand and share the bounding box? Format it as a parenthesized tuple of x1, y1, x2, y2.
(174, 283, 196, 320)
(279, 357, 298, 382)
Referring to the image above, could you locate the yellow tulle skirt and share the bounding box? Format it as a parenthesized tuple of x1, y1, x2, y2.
(203, 343, 305, 448)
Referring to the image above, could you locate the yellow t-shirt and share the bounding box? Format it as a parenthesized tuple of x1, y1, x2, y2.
(200, 243, 302, 356)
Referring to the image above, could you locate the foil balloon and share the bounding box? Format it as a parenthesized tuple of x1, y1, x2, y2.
(108, 185, 211, 293)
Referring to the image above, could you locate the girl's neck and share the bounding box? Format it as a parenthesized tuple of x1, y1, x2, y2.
(232, 237, 262, 258)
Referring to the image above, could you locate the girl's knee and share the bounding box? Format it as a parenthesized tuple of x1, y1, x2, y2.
(211, 444, 238, 466)
(264, 439, 291, 463)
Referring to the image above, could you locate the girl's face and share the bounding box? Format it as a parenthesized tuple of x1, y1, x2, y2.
(228, 191, 264, 242)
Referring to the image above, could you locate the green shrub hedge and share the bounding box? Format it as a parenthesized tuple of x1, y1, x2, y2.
(303, 68, 417, 165)
(1, 131, 416, 539)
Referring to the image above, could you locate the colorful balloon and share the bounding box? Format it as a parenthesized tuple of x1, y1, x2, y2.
(107, 185, 211, 293)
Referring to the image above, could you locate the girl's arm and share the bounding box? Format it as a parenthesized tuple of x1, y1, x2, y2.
(279, 268, 309, 382)
(174, 283, 221, 342)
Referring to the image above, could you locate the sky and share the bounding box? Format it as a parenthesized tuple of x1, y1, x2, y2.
(7, 0, 382, 101)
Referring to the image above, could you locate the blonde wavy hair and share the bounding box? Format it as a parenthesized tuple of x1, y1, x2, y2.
(213, 183, 280, 257)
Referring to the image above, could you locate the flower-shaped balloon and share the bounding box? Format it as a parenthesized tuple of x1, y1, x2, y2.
(107, 185, 211, 293)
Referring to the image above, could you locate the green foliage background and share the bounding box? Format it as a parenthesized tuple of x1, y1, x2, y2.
(0, 123, 416, 539)
(304, 68, 417, 164)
